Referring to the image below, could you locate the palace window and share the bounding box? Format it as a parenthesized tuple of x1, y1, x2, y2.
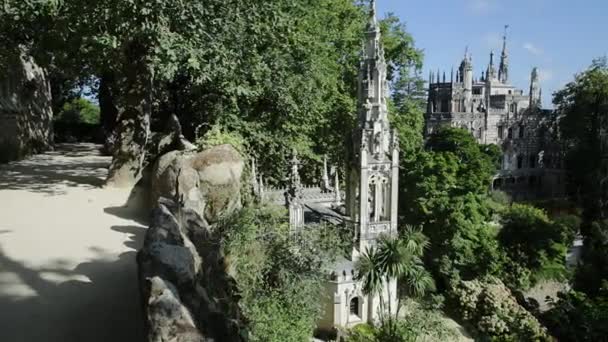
(350, 297, 360, 317)
(529, 155, 536, 168)
(441, 99, 449, 112)
(519, 125, 525, 138)
(517, 155, 523, 169)
(508, 128, 513, 139)
(473, 87, 482, 95)
(498, 125, 504, 139)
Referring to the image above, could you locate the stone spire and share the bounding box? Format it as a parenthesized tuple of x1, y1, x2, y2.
(487, 51, 497, 81)
(321, 155, 331, 192)
(530, 67, 541, 108)
(334, 167, 341, 206)
(290, 149, 301, 189)
(498, 25, 509, 83)
(348, 0, 399, 251)
(358, 0, 389, 127)
(251, 158, 259, 196)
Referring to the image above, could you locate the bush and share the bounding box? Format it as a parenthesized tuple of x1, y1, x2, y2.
(344, 300, 460, 342)
(219, 204, 348, 342)
(498, 204, 575, 286)
(196, 124, 248, 155)
(450, 277, 552, 341)
(543, 290, 608, 341)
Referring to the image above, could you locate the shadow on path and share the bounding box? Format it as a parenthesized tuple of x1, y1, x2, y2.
(0, 245, 145, 342)
(0, 143, 108, 195)
(111, 225, 147, 252)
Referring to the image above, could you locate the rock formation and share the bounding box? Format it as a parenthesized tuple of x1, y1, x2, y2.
(0, 49, 53, 162)
(138, 144, 247, 342)
(150, 144, 244, 224)
(139, 197, 248, 342)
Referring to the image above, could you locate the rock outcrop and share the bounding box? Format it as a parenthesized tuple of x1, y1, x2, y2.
(150, 144, 244, 224)
(0, 49, 53, 162)
(138, 198, 247, 342)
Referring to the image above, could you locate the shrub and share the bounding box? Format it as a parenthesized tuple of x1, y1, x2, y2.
(196, 124, 248, 155)
(219, 204, 348, 342)
(498, 204, 575, 286)
(450, 277, 553, 341)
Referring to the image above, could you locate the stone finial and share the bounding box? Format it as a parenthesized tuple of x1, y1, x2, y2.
(251, 158, 259, 195)
(322, 155, 331, 192)
(334, 167, 342, 205)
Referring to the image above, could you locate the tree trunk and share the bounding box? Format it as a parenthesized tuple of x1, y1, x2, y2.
(99, 71, 119, 154)
(106, 39, 152, 188)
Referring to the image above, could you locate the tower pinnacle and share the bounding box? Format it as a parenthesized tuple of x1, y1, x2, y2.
(499, 25, 509, 83)
(368, 0, 378, 29)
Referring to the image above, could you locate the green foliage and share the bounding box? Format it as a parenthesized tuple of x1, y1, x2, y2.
(574, 220, 608, 296)
(355, 230, 436, 340)
(498, 204, 576, 286)
(196, 124, 248, 155)
(55, 97, 100, 124)
(400, 128, 503, 284)
(543, 289, 608, 341)
(345, 300, 459, 342)
(555, 57, 608, 224)
(219, 204, 347, 342)
(451, 277, 553, 341)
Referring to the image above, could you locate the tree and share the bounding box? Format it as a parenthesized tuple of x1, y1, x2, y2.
(555, 57, 608, 225)
(498, 204, 576, 285)
(399, 127, 503, 285)
(55, 98, 100, 124)
(555, 58, 608, 296)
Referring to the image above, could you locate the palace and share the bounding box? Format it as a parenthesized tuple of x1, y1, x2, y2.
(425, 32, 566, 201)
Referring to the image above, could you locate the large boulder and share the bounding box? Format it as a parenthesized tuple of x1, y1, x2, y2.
(191, 144, 244, 224)
(145, 276, 209, 342)
(150, 144, 244, 224)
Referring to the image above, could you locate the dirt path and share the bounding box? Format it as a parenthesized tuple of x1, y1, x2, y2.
(0, 144, 146, 342)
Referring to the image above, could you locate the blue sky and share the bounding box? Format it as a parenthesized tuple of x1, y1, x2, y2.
(376, 0, 608, 107)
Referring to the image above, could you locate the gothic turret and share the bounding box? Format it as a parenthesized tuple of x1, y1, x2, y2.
(460, 49, 473, 112)
(498, 26, 509, 84)
(487, 51, 497, 81)
(530, 67, 542, 108)
(347, 0, 399, 253)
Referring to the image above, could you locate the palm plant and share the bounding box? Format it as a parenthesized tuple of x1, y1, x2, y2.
(354, 225, 435, 339)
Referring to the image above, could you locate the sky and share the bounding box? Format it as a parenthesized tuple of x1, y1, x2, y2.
(375, 0, 608, 108)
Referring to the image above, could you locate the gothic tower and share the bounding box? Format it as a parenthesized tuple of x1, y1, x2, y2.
(530, 67, 542, 108)
(347, 0, 400, 254)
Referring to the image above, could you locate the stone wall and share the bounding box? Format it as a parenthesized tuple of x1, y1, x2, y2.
(0, 50, 53, 162)
(138, 145, 248, 342)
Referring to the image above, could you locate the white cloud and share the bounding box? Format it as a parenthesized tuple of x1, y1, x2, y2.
(523, 43, 543, 56)
(469, 0, 498, 14)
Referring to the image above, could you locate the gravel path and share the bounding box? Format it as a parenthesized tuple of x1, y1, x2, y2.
(0, 144, 146, 342)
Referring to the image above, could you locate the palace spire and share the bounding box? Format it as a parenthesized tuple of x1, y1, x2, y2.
(498, 25, 509, 83)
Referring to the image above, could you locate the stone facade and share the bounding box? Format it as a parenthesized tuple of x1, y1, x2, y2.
(0, 50, 53, 162)
(425, 32, 565, 201)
